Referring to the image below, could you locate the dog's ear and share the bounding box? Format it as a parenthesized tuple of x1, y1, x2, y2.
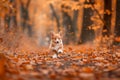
(50, 31, 55, 38)
(59, 31, 62, 37)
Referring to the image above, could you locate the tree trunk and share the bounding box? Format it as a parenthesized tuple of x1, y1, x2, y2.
(49, 3, 60, 31)
(20, 0, 32, 36)
(4, 0, 17, 31)
(113, 0, 120, 45)
(61, 9, 72, 44)
(102, 0, 112, 36)
(80, 7, 95, 43)
(100, 0, 113, 47)
(115, 0, 120, 37)
(72, 10, 79, 43)
(111, 0, 116, 37)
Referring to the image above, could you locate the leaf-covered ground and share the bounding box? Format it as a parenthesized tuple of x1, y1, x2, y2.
(0, 45, 120, 80)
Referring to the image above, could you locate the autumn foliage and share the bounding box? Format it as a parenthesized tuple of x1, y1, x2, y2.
(0, 45, 120, 80)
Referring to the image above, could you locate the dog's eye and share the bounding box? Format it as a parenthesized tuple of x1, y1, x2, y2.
(53, 37, 56, 40)
(55, 38, 57, 40)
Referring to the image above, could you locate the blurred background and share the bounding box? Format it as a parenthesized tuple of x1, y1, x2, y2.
(0, 0, 120, 48)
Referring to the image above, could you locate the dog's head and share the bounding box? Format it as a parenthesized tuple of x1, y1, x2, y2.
(50, 31, 62, 44)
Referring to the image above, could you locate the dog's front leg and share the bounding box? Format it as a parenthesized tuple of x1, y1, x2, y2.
(58, 49, 63, 54)
(52, 53, 58, 58)
(51, 50, 58, 58)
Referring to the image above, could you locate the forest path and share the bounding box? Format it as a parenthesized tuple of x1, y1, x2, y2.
(0, 45, 120, 80)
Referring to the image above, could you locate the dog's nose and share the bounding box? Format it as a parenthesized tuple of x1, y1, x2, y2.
(56, 41, 59, 43)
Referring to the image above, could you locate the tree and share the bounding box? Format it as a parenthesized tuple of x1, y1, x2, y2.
(115, 0, 120, 37)
(49, 3, 60, 31)
(5, 0, 17, 30)
(19, 0, 32, 36)
(80, 0, 95, 44)
(102, 0, 112, 37)
(61, 4, 78, 44)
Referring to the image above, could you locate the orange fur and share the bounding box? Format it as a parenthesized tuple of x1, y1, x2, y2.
(49, 31, 63, 58)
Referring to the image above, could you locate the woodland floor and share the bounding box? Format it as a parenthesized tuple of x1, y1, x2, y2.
(0, 44, 120, 80)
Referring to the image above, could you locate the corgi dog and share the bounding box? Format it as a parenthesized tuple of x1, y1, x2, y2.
(49, 31, 63, 58)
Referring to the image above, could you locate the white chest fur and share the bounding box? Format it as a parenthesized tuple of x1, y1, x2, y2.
(50, 40, 63, 51)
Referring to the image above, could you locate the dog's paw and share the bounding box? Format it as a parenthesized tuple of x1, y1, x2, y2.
(52, 54, 58, 58)
(58, 49, 63, 54)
